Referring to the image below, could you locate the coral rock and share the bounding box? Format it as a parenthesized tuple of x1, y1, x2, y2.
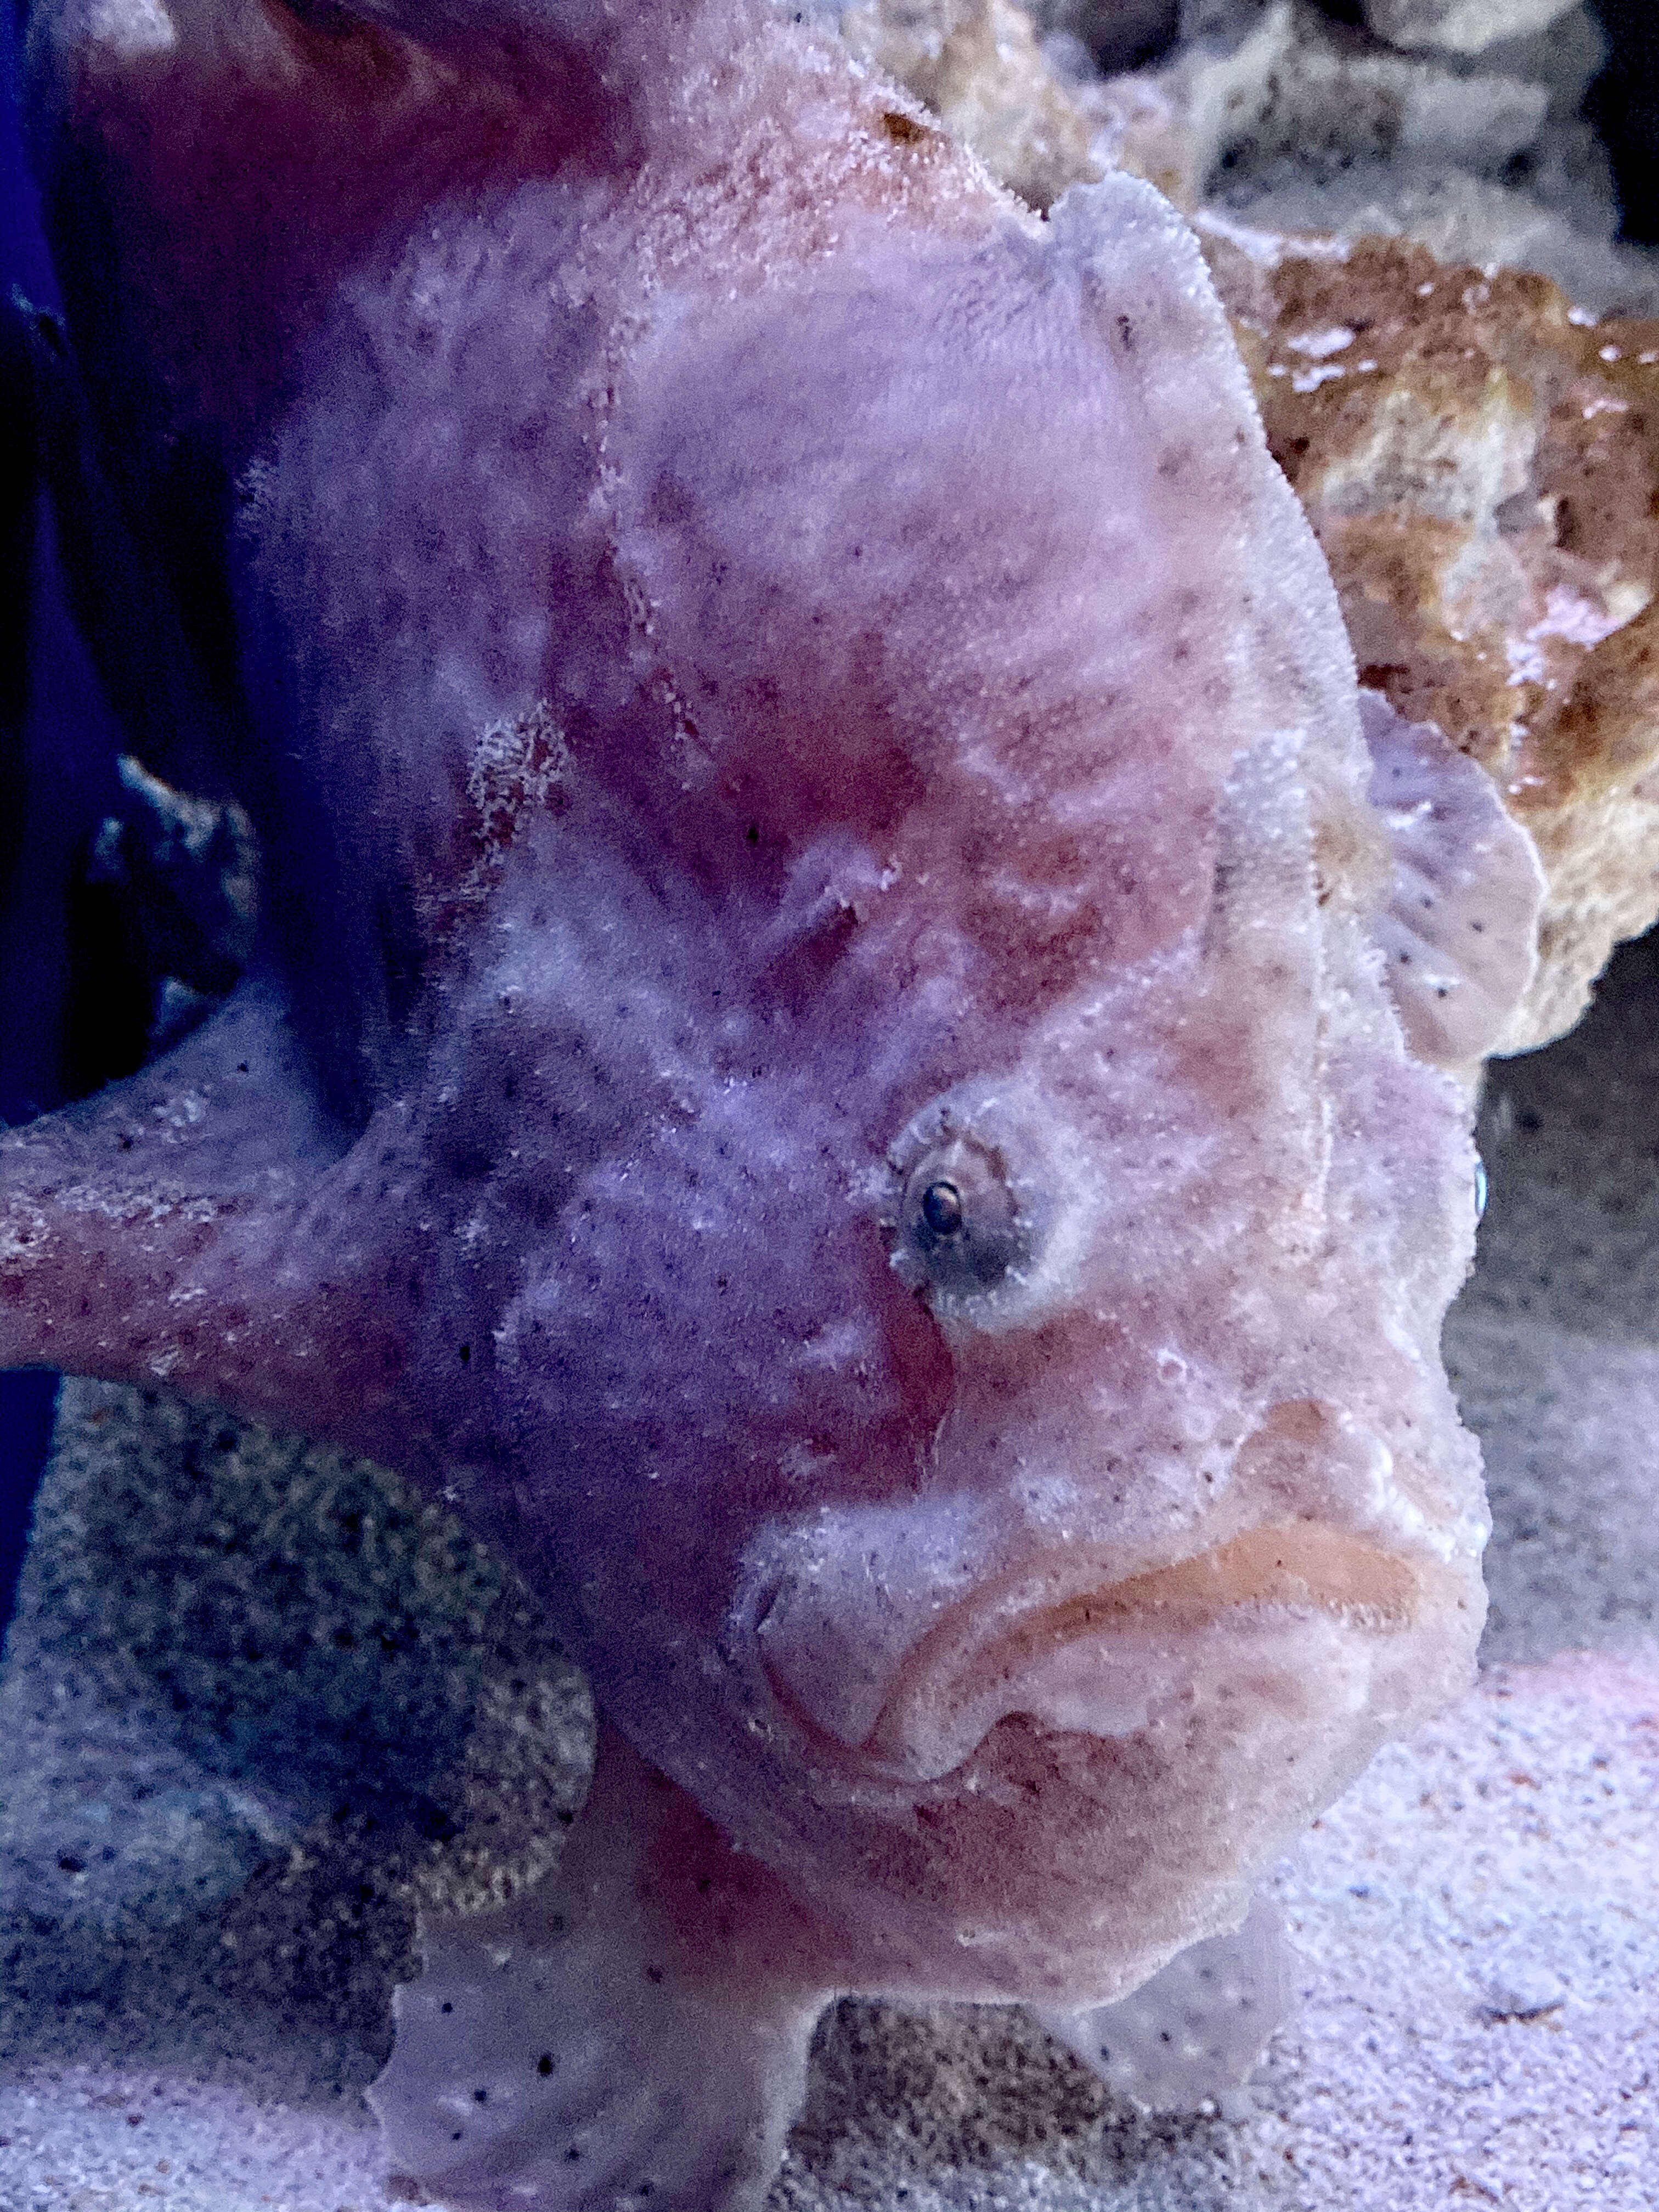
(1084, 0, 1551, 210)
(1362, 0, 1581, 59)
(1207, 226, 1659, 1047)
(837, 0, 1102, 206)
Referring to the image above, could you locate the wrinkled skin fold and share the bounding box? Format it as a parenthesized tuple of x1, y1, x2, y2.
(3, 0, 1542, 2203)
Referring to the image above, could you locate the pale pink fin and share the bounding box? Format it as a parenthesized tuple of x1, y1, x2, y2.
(1032, 1893, 1290, 2114)
(1360, 690, 1545, 1072)
(371, 1722, 833, 2211)
(0, 985, 382, 1432)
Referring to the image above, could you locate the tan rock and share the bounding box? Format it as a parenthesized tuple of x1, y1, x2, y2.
(838, 0, 1101, 208)
(1206, 222, 1659, 1049)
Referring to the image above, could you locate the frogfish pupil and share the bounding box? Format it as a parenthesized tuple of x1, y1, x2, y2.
(921, 1180, 964, 1237)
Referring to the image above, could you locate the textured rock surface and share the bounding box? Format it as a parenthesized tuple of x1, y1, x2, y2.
(1362, 0, 1579, 57)
(837, 0, 1101, 207)
(1136, 0, 1553, 193)
(1068, 0, 1639, 306)
(1207, 230, 1659, 1049)
(840, 0, 1652, 298)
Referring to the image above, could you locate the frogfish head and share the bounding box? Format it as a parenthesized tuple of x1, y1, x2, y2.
(462, 186, 1490, 2004)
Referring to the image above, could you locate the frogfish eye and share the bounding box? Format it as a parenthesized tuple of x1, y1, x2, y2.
(890, 1133, 1030, 1302)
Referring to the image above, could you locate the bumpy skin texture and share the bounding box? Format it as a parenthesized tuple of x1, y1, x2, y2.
(7, 0, 1519, 2201)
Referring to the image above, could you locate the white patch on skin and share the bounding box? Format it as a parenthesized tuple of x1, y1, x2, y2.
(153, 1090, 207, 1132)
(1342, 1418, 1468, 1563)
(84, 0, 176, 54)
(0, 1203, 50, 1268)
(797, 1319, 870, 1370)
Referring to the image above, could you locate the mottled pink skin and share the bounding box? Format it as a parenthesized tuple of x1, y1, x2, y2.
(10, 0, 1489, 2058)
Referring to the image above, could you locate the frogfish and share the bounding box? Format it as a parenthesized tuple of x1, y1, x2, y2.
(2, 0, 1545, 2202)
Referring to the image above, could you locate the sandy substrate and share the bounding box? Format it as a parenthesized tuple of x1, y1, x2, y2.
(3, 933, 1657, 2209)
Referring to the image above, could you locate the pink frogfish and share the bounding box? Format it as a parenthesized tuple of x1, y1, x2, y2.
(5, 0, 1544, 2202)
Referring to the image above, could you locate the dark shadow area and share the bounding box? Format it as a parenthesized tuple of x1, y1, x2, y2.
(0, 20, 145, 1632)
(1588, 2, 1659, 243)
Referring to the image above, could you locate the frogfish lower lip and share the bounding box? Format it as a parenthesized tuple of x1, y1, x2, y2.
(763, 1525, 1436, 1785)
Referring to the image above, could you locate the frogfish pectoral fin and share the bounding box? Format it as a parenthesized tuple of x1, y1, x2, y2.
(1032, 1892, 1291, 2115)
(372, 1719, 833, 2212)
(1360, 689, 1547, 1075)
(0, 980, 390, 1436)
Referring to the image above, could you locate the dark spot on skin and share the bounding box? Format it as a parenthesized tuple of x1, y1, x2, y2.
(441, 2001, 453, 2014)
(459, 1342, 471, 1365)
(646, 1965, 665, 1984)
(538, 2055, 555, 2075)
(57, 1854, 85, 1874)
(880, 108, 928, 143)
(1117, 313, 1135, 351)
(746, 822, 760, 846)
(474, 2088, 489, 2103)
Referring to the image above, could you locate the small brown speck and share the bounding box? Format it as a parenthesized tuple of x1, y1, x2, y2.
(879, 109, 927, 145)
